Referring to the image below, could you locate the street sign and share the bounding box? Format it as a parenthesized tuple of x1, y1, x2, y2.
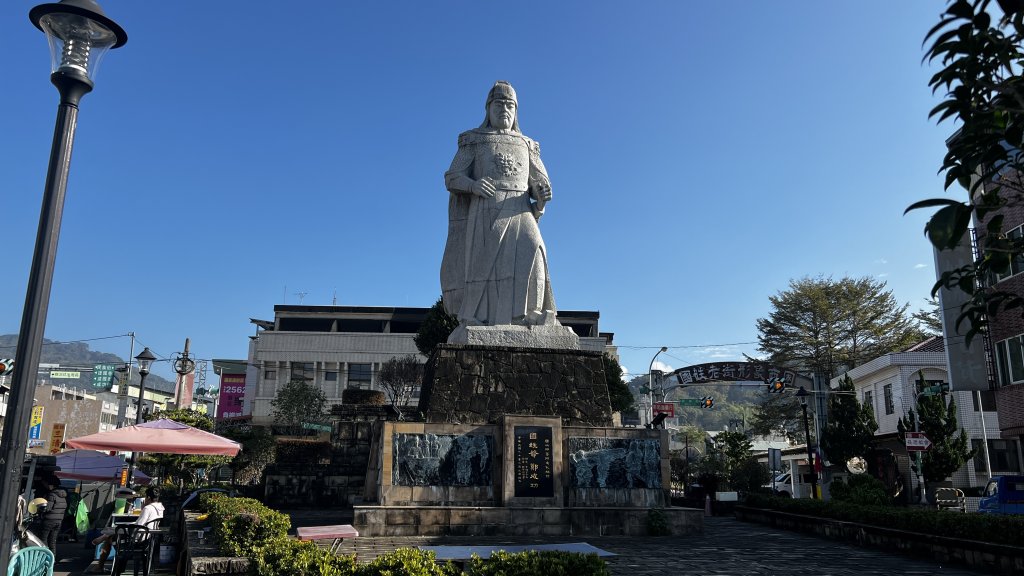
(678, 398, 702, 407)
(653, 402, 675, 418)
(29, 406, 44, 440)
(905, 432, 932, 451)
(92, 363, 117, 390)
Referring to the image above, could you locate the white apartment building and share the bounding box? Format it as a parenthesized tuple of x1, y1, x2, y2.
(243, 305, 614, 426)
(831, 336, 1019, 492)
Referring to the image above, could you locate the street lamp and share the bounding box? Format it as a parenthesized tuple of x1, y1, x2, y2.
(124, 347, 155, 489)
(648, 346, 668, 425)
(134, 347, 156, 424)
(796, 386, 819, 500)
(0, 1, 126, 568)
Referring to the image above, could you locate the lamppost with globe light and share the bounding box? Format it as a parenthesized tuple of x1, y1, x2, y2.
(0, 1, 126, 566)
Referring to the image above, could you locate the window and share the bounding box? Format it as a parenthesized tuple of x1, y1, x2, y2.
(995, 334, 1024, 385)
(883, 384, 894, 415)
(972, 439, 1022, 473)
(291, 362, 314, 382)
(863, 390, 874, 414)
(993, 225, 1024, 283)
(972, 390, 997, 412)
(325, 371, 338, 382)
(264, 369, 277, 380)
(348, 363, 372, 389)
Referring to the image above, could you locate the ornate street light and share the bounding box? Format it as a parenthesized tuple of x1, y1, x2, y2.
(647, 346, 668, 425)
(0, 1, 126, 567)
(796, 386, 819, 500)
(134, 347, 156, 425)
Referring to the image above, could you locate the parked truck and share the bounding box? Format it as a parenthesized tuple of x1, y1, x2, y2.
(978, 475, 1024, 515)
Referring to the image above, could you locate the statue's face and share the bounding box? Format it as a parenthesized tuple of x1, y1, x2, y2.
(488, 98, 516, 130)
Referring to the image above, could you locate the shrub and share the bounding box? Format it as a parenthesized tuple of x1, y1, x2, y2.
(199, 494, 290, 556)
(646, 508, 670, 536)
(342, 389, 386, 405)
(468, 550, 610, 576)
(742, 493, 1024, 547)
(829, 475, 889, 506)
(252, 537, 357, 576)
(355, 548, 462, 576)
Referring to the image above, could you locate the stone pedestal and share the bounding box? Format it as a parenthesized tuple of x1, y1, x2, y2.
(418, 344, 612, 427)
(447, 324, 580, 349)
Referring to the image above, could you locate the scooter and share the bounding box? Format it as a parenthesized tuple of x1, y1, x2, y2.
(10, 498, 49, 557)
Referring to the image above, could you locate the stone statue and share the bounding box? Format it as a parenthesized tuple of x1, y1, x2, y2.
(441, 81, 577, 348)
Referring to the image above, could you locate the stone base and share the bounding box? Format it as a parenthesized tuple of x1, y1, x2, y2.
(418, 345, 612, 426)
(353, 505, 703, 537)
(447, 324, 580, 349)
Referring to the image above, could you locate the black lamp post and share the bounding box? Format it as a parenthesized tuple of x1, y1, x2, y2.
(0, 1, 125, 567)
(134, 347, 156, 425)
(796, 386, 819, 499)
(125, 347, 155, 488)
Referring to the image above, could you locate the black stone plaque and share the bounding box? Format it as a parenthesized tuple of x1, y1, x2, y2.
(393, 433, 493, 486)
(513, 426, 554, 497)
(567, 437, 661, 489)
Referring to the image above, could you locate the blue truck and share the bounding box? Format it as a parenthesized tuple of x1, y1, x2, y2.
(978, 476, 1024, 515)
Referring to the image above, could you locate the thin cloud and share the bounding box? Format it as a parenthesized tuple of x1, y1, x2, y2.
(914, 263, 927, 269)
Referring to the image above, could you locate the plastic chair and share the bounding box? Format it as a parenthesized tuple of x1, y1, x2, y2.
(7, 546, 55, 576)
(110, 525, 154, 576)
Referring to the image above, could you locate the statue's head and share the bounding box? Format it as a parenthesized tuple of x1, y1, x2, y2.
(481, 80, 519, 132)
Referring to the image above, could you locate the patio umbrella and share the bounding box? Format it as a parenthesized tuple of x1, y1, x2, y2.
(55, 449, 152, 484)
(65, 418, 241, 456)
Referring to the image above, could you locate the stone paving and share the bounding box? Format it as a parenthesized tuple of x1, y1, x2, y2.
(50, 515, 991, 576)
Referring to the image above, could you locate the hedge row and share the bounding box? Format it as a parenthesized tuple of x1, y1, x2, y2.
(199, 495, 610, 576)
(743, 493, 1024, 548)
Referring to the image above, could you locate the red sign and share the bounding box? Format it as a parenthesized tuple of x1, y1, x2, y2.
(217, 373, 246, 419)
(905, 432, 932, 451)
(653, 402, 675, 418)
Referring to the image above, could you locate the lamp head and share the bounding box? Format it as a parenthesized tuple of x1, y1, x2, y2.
(135, 347, 156, 376)
(30, 0, 127, 87)
(795, 385, 809, 406)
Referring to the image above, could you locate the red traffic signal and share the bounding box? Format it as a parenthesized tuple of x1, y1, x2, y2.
(767, 378, 786, 393)
(700, 396, 714, 409)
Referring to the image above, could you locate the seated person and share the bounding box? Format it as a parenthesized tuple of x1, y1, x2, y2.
(88, 487, 164, 574)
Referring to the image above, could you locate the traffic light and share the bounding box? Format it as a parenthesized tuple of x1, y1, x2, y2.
(767, 377, 786, 393)
(0, 358, 13, 375)
(700, 396, 714, 409)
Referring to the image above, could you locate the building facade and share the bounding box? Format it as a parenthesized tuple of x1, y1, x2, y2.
(243, 305, 614, 426)
(831, 337, 1019, 494)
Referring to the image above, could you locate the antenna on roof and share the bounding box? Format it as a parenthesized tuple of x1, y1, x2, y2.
(294, 291, 308, 304)
(332, 289, 337, 306)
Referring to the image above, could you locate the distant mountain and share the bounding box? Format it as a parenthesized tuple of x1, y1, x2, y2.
(0, 334, 176, 393)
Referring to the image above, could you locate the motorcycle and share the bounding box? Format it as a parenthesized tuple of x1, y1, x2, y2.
(10, 497, 49, 556)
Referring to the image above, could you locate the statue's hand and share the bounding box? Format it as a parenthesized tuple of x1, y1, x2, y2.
(472, 177, 496, 198)
(531, 181, 552, 203)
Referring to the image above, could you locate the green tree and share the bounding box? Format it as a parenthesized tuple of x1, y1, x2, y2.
(820, 374, 878, 472)
(898, 375, 975, 483)
(414, 296, 459, 356)
(909, 1, 1024, 343)
(140, 408, 230, 489)
(912, 298, 943, 335)
(749, 389, 805, 444)
(271, 379, 328, 435)
(603, 354, 634, 413)
(219, 425, 276, 485)
(378, 354, 424, 420)
(756, 276, 925, 381)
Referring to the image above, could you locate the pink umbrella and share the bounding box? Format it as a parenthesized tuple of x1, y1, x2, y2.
(66, 418, 241, 456)
(55, 449, 152, 484)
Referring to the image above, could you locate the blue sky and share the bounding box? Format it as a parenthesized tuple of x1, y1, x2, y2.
(1, 1, 952, 383)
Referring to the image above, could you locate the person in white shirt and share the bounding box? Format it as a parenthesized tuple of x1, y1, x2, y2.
(89, 487, 164, 574)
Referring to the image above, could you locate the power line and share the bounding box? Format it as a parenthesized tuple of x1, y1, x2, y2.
(0, 333, 132, 350)
(616, 341, 758, 350)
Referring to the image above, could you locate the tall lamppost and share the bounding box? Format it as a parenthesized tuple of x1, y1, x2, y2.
(647, 346, 668, 425)
(0, 1, 126, 567)
(134, 348, 156, 424)
(125, 347, 155, 488)
(796, 386, 818, 499)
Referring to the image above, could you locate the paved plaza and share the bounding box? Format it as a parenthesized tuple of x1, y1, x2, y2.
(49, 514, 990, 576)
